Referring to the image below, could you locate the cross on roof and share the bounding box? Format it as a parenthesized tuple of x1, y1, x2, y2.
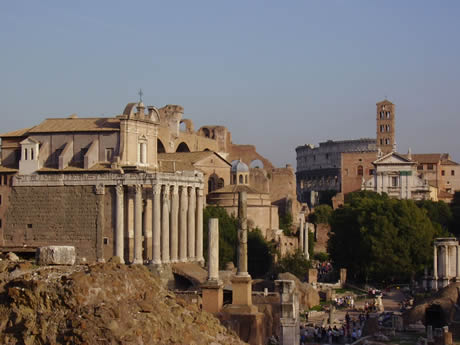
(138, 89, 143, 103)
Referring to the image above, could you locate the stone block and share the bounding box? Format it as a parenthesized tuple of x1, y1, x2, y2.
(36, 246, 76, 265)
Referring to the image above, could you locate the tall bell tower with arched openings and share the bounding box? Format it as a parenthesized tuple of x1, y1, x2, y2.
(376, 99, 395, 154)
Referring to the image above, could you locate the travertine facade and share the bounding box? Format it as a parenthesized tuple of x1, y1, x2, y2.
(362, 152, 431, 200)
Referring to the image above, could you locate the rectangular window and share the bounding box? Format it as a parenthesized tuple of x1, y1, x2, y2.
(369, 169, 375, 175)
(442, 170, 445, 176)
(427, 164, 434, 170)
(0, 194, 2, 205)
(452, 170, 455, 176)
(105, 148, 114, 162)
(417, 164, 423, 170)
(391, 176, 399, 187)
(0, 219, 2, 228)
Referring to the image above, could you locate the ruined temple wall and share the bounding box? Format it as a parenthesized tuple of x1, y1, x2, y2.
(3, 185, 107, 261)
(227, 144, 274, 170)
(249, 168, 270, 193)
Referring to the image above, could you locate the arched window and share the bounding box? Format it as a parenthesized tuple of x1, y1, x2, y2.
(245, 175, 248, 184)
(233, 175, 237, 184)
(357, 165, 363, 176)
(386, 125, 390, 132)
(217, 178, 224, 189)
(208, 179, 215, 193)
(386, 112, 390, 119)
(239, 175, 243, 184)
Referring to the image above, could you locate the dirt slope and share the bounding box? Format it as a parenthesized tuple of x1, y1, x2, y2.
(0, 259, 247, 345)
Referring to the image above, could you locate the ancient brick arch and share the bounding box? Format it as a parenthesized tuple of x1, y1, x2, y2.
(176, 142, 191, 152)
(179, 119, 194, 133)
(157, 139, 166, 153)
(228, 144, 274, 170)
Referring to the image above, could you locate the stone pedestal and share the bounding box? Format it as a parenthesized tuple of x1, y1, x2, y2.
(202, 281, 223, 314)
(231, 275, 253, 307)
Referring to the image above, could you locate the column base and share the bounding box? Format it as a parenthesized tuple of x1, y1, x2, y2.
(231, 274, 253, 307)
(132, 258, 143, 265)
(202, 280, 224, 314)
(150, 258, 162, 265)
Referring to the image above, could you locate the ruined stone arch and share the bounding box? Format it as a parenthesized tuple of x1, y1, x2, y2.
(179, 119, 194, 133)
(250, 159, 264, 169)
(176, 142, 190, 153)
(157, 139, 166, 153)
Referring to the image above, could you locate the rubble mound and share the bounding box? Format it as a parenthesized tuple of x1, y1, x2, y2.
(0, 259, 247, 345)
(403, 282, 460, 326)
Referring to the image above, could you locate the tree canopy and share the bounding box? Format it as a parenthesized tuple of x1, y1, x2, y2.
(328, 191, 447, 283)
(308, 204, 333, 225)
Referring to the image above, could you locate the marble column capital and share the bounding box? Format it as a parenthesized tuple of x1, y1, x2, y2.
(115, 184, 124, 195)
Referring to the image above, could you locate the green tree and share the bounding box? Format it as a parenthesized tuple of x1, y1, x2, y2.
(308, 204, 333, 225)
(279, 212, 293, 235)
(328, 191, 443, 283)
(248, 228, 274, 278)
(275, 250, 311, 280)
(416, 200, 453, 232)
(451, 192, 460, 236)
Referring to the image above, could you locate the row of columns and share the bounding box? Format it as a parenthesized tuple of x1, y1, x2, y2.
(431, 239, 460, 290)
(114, 184, 204, 265)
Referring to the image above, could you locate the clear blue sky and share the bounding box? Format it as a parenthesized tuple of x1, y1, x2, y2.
(2, 1, 459, 167)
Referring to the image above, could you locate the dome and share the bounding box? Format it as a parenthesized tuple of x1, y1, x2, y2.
(231, 160, 249, 173)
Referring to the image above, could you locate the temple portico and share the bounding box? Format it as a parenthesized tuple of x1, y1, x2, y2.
(431, 237, 460, 290)
(14, 171, 204, 265)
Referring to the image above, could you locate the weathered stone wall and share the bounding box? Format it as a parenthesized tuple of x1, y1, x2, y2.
(3, 185, 103, 261)
(314, 223, 330, 253)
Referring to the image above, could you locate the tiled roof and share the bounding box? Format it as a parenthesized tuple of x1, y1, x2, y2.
(29, 118, 120, 133)
(441, 159, 459, 166)
(37, 163, 117, 173)
(0, 127, 32, 138)
(409, 154, 443, 164)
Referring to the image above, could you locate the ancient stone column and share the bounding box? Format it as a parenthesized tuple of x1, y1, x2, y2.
(433, 244, 438, 290)
(152, 184, 161, 265)
(187, 186, 196, 260)
(208, 218, 219, 281)
(179, 186, 188, 262)
(127, 187, 135, 262)
(94, 184, 105, 263)
(202, 218, 223, 314)
(170, 184, 179, 263)
(445, 245, 449, 279)
(304, 222, 309, 260)
(161, 185, 170, 263)
(133, 184, 143, 264)
(144, 195, 152, 260)
(195, 187, 204, 265)
(237, 191, 248, 276)
(115, 184, 125, 264)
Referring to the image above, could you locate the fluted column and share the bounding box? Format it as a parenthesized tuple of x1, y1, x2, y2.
(127, 187, 135, 262)
(179, 186, 188, 262)
(170, 184, 179, 263)
(161, 185, 170, 263)
(152, 184, 161, 265)
(433, 245, 438, 290)
(187, 186, 196, 260)
(196, 187, 204, 265)
(144, 194, 153, 260)
(304, 222, 309, 260)
(115, 185, 125, 264)
(445, 245, 449, 279)
(133, 184, 143, 264)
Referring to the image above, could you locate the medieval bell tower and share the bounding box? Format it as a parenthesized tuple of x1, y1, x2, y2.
(376, 99, 395, 154)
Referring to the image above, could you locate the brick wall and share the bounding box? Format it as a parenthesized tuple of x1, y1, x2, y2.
(3, 185, 104, 261)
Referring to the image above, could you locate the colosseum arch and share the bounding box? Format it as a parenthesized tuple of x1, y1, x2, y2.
(176, 142, 190, 153)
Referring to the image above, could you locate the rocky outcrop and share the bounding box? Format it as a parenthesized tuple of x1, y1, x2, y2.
(0, 259, 247, 345)
(278, 272, 320, 309)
